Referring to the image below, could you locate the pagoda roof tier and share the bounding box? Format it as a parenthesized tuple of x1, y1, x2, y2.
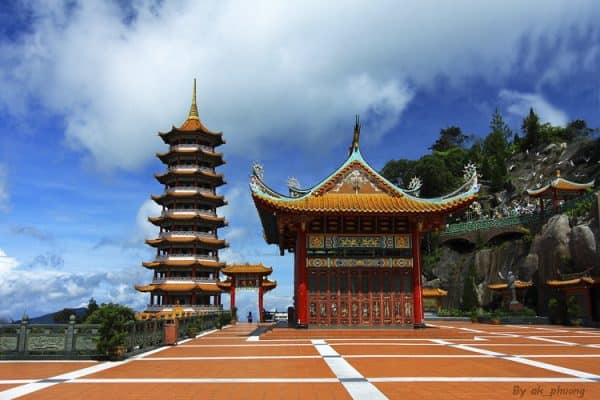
(221, 263, 273, 276)
(156, 148, 225, 166)
(250, 118, 479, 249)
(157, 78, 225, 145)
(142, 259, 225, 269)
(422, 288, 448, 297)
(151, 191, 227, 207)
(155, 169, 226, 186)
(158, 128, 225, 146)
(135, 282, 221, 293)
(546, 277, 599, 288)
(148, 214, 227, 228)
(145, 236, 228, 249)
(487, 280, 533, 290)
(217, 278, 277, 292)
(526, 171, 594, 198)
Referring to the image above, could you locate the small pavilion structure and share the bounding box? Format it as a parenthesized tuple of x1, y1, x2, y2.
(422, 288, 448, 313)
(487, 280, 533, 310)
(526, 170, 594, 214)
(546, 270, 600, 323)
(218, 264, 277, 322)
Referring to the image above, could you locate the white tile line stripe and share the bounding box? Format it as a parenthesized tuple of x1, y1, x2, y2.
(368, 377, 593, 383)
(450, 343, 600, 381)
(0, 328, 220, 399)
(527, 336, 577, 346)
(70, 378, 340, 383)
(140, 356, 322, 360)
(0, 381, 36, 385)
(311, 339, 387, 400)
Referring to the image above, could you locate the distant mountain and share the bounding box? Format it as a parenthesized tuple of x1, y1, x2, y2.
(14, 307, 87, 324)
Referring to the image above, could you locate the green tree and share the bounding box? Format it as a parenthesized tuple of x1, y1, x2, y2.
(86, 303, 135, 355)
(83, 298, 99, 321)
(482, 109, 511, 191)
(53, 308, 79, 323)
(521, 108, 541, 150)
(380, 158, 417, 187)
(430, 126, 470, 152)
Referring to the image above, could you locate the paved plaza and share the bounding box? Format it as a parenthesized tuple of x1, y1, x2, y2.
(1, 322, 599, 399)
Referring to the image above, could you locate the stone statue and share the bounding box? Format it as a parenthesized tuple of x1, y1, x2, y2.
(498, 270, 518, 304)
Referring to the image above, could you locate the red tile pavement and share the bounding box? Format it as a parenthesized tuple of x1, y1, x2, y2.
(0, 362, 97, 379)
(2, 322, 599, 400)
(347, 357, 569, 378)
(374, 382, 599, 400)
(17, 382, 351, 400)
(84, 359, 335, 379)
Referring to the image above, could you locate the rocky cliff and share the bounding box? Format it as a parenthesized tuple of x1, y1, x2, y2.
(427, 138, 600, 315)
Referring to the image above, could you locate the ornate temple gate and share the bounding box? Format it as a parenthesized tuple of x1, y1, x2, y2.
(308, 267, 413, 326)
(306, 232, 414, 326)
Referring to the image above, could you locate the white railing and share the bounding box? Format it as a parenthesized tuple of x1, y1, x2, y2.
(155, 254, 218, 261)
(159, 231, 216, 239)
(169, 165, 215, 174)
(165, 186, 213, 195)
(151, 277, 217, 284)
(171, 144, 215, 153)
(162, 209, 217, 217)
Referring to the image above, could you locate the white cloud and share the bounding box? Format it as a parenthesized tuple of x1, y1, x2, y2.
(499, 89, 569, 126)
(136, 199, 161, 240)
(0, 248, 18, 274)
(1, 1, 599, 170)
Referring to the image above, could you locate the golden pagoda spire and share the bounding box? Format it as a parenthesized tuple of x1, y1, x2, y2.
(349, 114, 361, 155)
(188, 78, 199, 121)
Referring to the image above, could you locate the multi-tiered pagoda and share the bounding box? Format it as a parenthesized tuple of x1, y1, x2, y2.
(136, 80, 228, 317)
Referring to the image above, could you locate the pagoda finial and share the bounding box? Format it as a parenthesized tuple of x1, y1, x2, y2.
(188, 78, 199, 121)
(349, 114, 361, 155)
(556, 169, 561, 177)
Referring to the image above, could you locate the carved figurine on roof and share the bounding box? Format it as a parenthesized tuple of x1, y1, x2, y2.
(250, 115, 480, 328)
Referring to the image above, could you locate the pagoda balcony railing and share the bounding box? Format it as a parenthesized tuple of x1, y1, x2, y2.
(162, 209, 217, 217)
(171, 144, 214, 153)
(160, 231, 216, 238)
(151, 277, 217, 284)
(145, 304, 223, 312)
(155, 254, 218, 261)
(165, 186, 214, 195)
(169, 165, 215, 174)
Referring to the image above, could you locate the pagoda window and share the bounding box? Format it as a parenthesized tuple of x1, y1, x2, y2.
(319, 272, 328, 293)
(330, 272, 338, 292)
(309, 271, 317, 293)
(350, 271, 359, 293)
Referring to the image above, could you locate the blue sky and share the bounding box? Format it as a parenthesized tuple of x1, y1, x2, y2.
(0, 1, 599, 321)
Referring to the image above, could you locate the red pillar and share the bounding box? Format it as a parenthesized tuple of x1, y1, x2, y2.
(296, 227, 308, 327)
(412, 222, 425, 328)
(552, 189, 558, 213)
(258, 285, 264, 323)
(230, 279, 236, 312)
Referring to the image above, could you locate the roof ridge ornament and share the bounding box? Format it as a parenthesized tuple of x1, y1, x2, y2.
(349, 114, 361, 155)
(188, 78, 200, 121)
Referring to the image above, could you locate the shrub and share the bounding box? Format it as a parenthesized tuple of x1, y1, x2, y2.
(86, 303, 135, 357)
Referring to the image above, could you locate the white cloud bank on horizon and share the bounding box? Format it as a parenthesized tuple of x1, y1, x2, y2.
(0, 247, 147, 321)
(1, 1, 598, 170)
(499, 90, 569, 127)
